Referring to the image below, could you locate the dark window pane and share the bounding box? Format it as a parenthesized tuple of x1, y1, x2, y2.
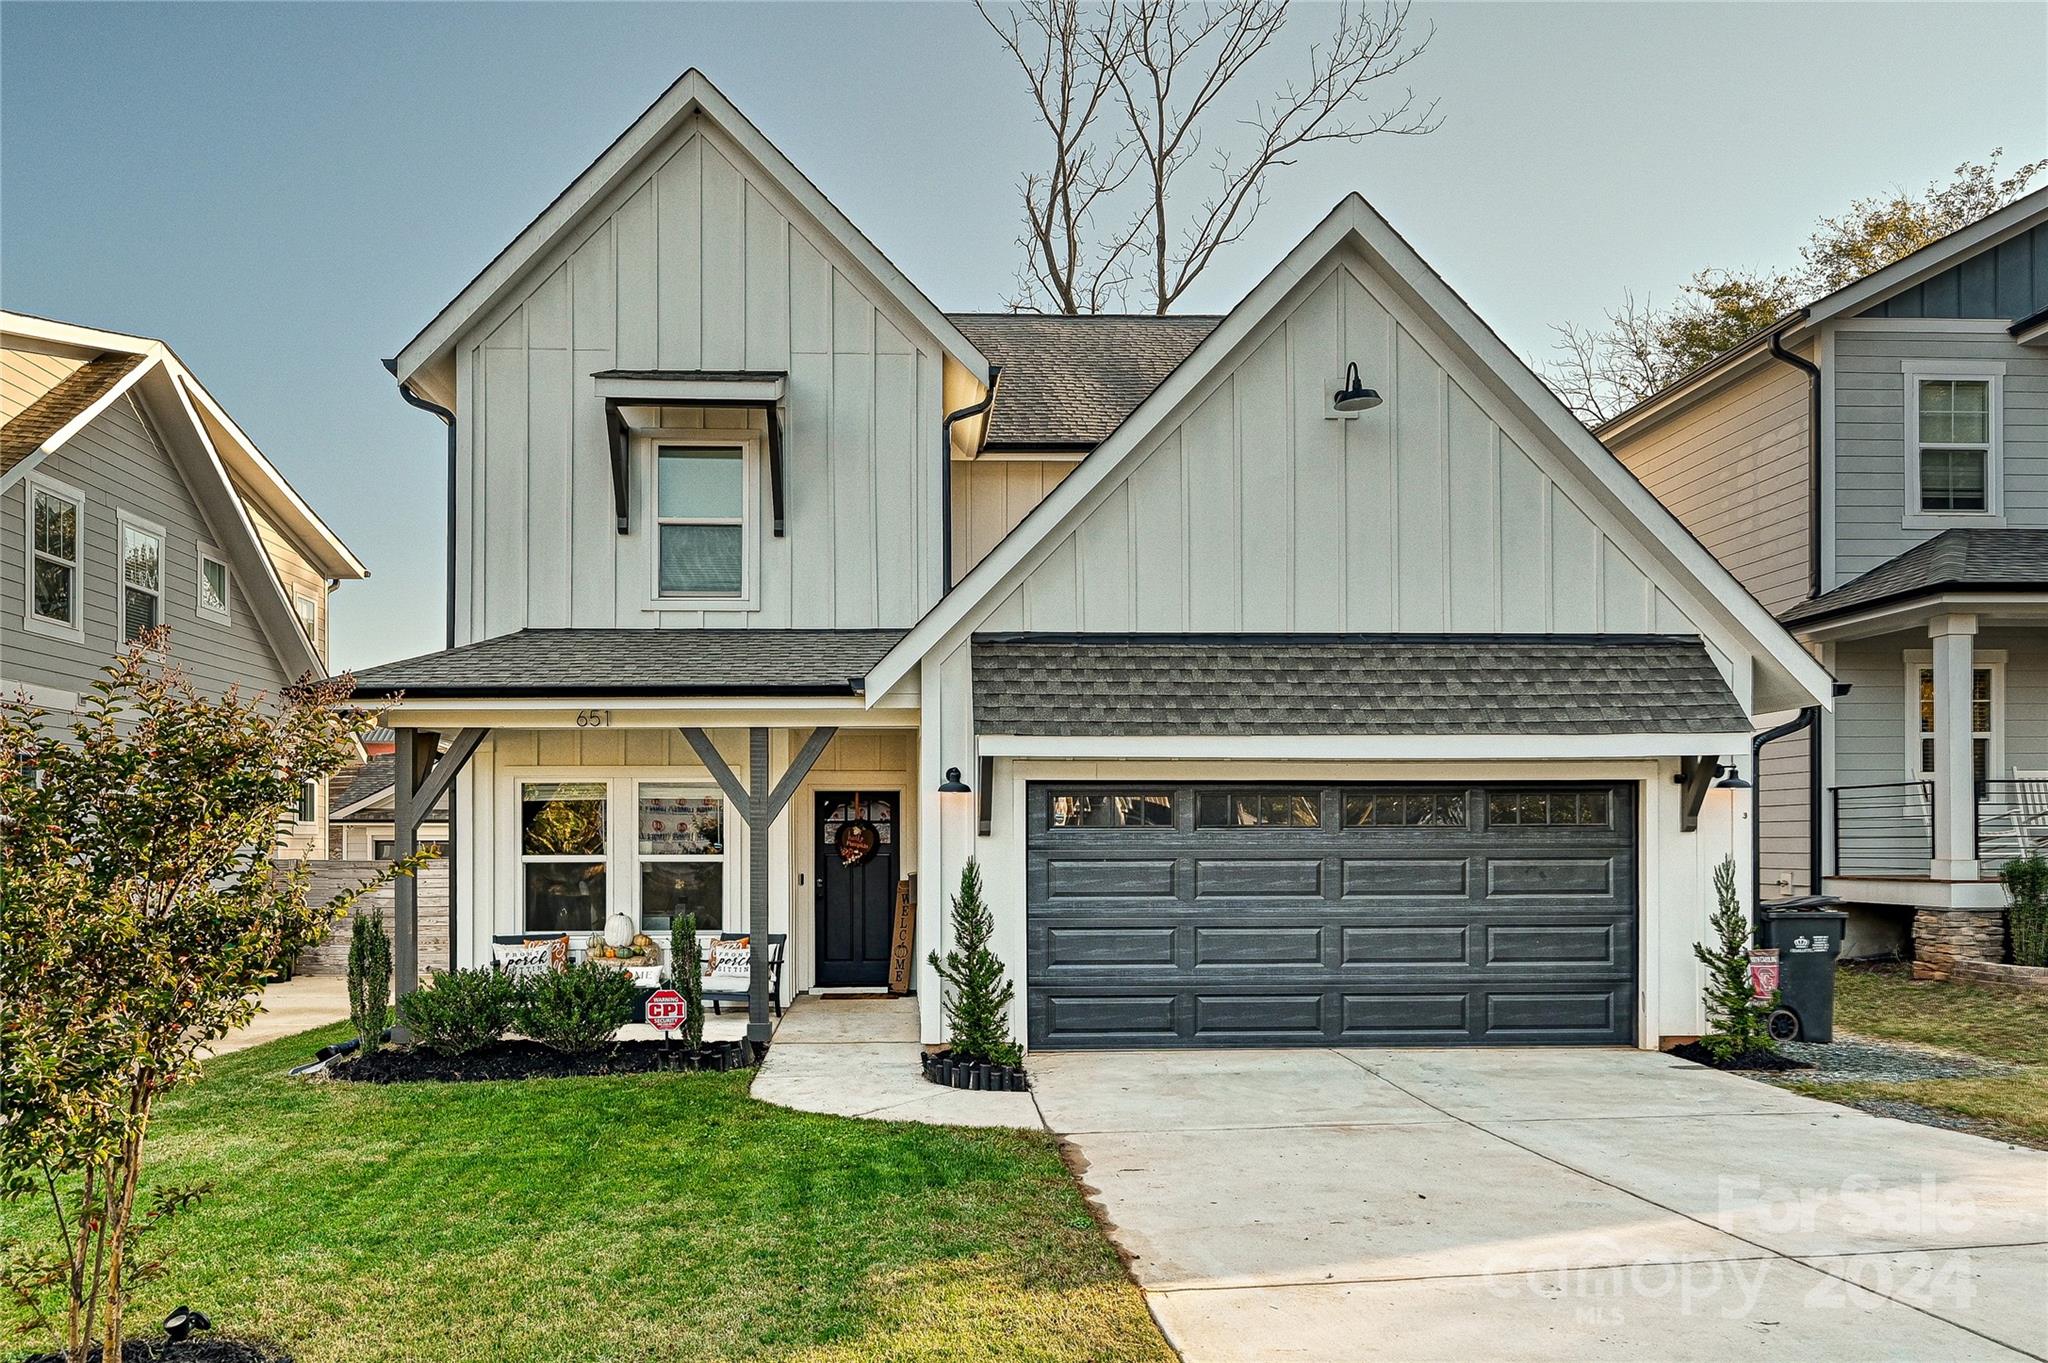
(33, 492, 75, 559)
(521, 782, 607, 856)
(659, 523, 742, 594)
(123, 587, 158, 640)
(1051, 792, 1173, 828)
(1344, 791, 1466, 827)
(1196, 788, 1319, 828)
(525, 862, 606, 933)
(1487, 794, 1519, 825)
(32, 558, 72, 624)
(640, 863, 723, 933)
(639, 786, 723, 854)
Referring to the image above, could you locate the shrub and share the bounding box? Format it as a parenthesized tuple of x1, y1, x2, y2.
(663, 914, 706, 1050)
(398, 966, 518, 1055)
(2003, 854, 2048, 967)
(927, 858, 1021, 1068)
(347, 912, 393, 1052)
(519, 960, 637, 1054)
(1693, 855, 1776, 1062)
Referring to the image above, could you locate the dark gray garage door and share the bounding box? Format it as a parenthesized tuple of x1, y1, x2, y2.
(1026, 782, 1637, 1048)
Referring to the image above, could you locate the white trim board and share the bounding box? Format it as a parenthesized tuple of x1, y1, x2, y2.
(863, 194, 1834, 716)
(976, 733, 1757, 760)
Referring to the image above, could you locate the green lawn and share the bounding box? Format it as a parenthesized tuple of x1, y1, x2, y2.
(1, 1026, 1171, 1363)
(1779, 962, 2048, 1148)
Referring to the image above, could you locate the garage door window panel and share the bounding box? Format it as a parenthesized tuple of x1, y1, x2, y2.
(1196, 788, 1320, 828)
(1487, 789, 1611, 827)
(1343, 790, 1468, 827)
(1049, 791, 1175, 829)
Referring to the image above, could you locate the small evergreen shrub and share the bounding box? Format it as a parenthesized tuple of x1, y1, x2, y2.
(2002, 854, 2048, 967)
(347, 911, 393, 1052)
(928, 858, 1021, 1068)
(1693, 855, 1777, 1062)
(519, 959, 638, 1053)
(398, 966, 519, 1055)
(663, 913, 707, 1050)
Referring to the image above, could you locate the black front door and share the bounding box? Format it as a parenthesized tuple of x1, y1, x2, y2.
(815, 791, 899, 986)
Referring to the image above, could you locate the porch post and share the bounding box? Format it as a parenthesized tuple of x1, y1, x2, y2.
(746, 726, 773, 1044)
(1929, 613, 1979, 880)
(390, 727, 433, 1039)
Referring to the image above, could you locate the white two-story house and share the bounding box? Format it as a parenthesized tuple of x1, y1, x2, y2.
(356, 70, 1832, 1052)
(1603, 190, 2048, 960)
(1, 311, 367, 855)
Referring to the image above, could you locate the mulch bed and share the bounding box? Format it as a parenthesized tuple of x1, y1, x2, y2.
(1669, 1041, 1812, 1073)
(26, 1339, 291, 1362)
(326, 1038, 759, 1084)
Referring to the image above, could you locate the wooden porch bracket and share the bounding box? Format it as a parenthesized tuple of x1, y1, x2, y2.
(391, 726, 488, 1040)
(1676, 755, 1715, 834)
(680, 724, 838, 1042)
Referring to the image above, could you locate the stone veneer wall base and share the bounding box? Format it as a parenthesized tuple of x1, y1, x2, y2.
(1910, 907, 2009, 982)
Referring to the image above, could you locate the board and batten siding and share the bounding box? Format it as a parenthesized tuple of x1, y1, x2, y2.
(454, 121, 945, 642)
(1607, 359, 1814, 892)
(0, 344, 87, 426)
(977, 257, 1717, 645)
(0, 397, 292, 702)
(951, 458, 1080, 577)
(1832, 327, 2048, 582)
(1860, 221, 2048, 321)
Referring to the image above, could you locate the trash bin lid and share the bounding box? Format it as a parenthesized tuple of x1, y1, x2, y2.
(1760, 894, 1844, 913)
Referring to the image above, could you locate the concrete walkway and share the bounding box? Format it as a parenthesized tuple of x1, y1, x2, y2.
(1030, 1048, 2048, 1363)
(207, 975, 351, 1055)
(750, 995, 1038, 1128)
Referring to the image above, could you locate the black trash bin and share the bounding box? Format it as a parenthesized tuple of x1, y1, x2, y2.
(1756, 896, 1847, 1043)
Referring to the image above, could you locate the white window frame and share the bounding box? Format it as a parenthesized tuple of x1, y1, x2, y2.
(502, 771, 737, 943)
(294, 591, 320, 648)
(197, 543, 232, 624)
(640, 432, 761, 612)
(115, 511, 166, 644)
(1903, 650, 2005, 791)
(296, 778, 321, 826)
(1902, 361, 2004, 529)
(632, 780, 729, 936)
(22, 472, 86, 642)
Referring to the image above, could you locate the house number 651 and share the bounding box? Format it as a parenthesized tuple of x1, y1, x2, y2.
(575, 709, 610, 728)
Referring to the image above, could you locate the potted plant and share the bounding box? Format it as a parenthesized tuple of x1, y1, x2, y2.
(924, 859, 1027, 1091)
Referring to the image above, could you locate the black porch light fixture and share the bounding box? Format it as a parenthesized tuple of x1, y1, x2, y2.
(937, 766, 972, 794)
(1332, 362, 1382, 413)
(1714, 762, 1752, 790)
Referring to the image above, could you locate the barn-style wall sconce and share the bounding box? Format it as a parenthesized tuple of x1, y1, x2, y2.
(1330, 362, 1383, 418)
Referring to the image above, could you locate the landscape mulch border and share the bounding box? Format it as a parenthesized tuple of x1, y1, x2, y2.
(325, 1037, 760, 1084)
(921, 1048, 1029, 1091)
(1668, 1041, 1812, 1073)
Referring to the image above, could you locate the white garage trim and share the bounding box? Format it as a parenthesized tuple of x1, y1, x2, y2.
(977, 733, 1755, 761)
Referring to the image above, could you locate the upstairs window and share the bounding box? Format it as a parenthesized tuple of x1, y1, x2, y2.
(295, 592, 320, 647)
(655, 444, 747, 598)
(1907, 368, 2001, 521)
(198, 546, 231, 624)
(25, 476, 84, 639)
(118, 514, 163, 642)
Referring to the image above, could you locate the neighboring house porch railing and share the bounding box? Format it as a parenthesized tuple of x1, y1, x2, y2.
(1830, 782, 1934, 877)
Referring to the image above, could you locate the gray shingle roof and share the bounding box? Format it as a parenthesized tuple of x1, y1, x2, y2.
(1780, 529, 2048, 626)
(331, 753, 451, 822)
(973, 635, 1751, 736)
(350, 629, 907, 698)
(948, 314, 1220, 448)
(1, 352, 146, 473)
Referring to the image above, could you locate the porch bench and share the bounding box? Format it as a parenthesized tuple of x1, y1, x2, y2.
(701, 932, 786, 1020)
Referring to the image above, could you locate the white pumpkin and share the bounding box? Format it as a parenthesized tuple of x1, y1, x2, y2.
(604, 910, 636, 950)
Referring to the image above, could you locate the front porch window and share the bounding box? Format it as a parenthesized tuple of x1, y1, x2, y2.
(637, 783, 725, 933)
(521, 781, 609, 932)
(1914, 664, 1997, 796)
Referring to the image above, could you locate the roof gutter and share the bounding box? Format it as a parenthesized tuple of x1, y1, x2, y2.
(1765, 311, 1821, 601)
(939, 365, 1001, 592)
(388, 363, 458, 652)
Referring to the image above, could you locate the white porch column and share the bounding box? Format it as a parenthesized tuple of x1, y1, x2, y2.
(1929, 613, 1979, 880)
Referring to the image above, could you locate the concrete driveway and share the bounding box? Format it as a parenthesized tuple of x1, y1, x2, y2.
(1030, 1048, 2048, 1363)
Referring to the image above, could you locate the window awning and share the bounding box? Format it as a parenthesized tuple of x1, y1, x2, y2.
(593, 369, 787, 537)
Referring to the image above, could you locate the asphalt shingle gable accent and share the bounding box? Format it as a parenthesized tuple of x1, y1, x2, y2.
(0, 351, 146, 473)
(350, 628, 908, 698)
(1779, 529, 2048, 627)
(948, 314, 1219, 448)
(972, 634, 1750, 735)
(332, 753, 450, 821)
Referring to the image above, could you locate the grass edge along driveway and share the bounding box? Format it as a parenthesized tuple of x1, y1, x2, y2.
(0, 1023, 1172, 1363)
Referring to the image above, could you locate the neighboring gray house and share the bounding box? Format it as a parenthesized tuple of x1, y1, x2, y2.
(352, 70, 1832, 1053)
(330, 748, 450, 860)
(0, 311, 368, 855)
(1602, 190, 2048, 954)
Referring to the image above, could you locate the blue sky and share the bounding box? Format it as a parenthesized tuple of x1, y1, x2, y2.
(4, 1, 2043, 668)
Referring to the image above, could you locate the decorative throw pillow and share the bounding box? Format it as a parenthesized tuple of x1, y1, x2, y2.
(492, 942, 554, 979)
(710, 939, 752, 978)
(522, 934, 570, 970)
